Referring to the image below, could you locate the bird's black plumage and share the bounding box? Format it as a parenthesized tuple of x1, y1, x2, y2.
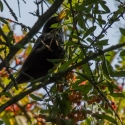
(3, 16, 64, 92)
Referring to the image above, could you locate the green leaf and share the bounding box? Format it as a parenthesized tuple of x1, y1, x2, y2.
(110, 71, 125, 77)
(102, 108, 113, 115)
(0, 1, 3, 12)
(100, 114, 117, 124)
(77, 15, 86, 30)
(73, 81, 92, 96)
(100, 2, 110, 13)
(106, 81, 121, 93)
(120, 50, 125, 56)
(102, 57, 109, 76)
(14, 43, 25, 49)
(68, 34, 83, 41)
(24, 43, 32, 56)
(93, 114, 117, 124)
(0, 120, 3, 125)
(82, 84, 92, 95)
(101, 58, 113, 81)
(105, 51, 116, 63)
(102, 64, 112, 81)
(30, 94, 42, 101)
(40, 109, 49, 114)
(1, 116, 10, 125)
(0, 47, 5, 52)
(97, 19, 106, 27)
(65, 40, 76, 46)
(51, 23, 61, 28)
(106, 59, 114, 74)
(83, 0, 100, 6)
(97, 14, 106, 27)
(85, 117, 92, 125)
(83, 26, 96, 39)
(94, 39, 108, 46)
(0, 92, 12, 98)
(111, 93, 124, 97)
(119, 28, 125, 36)
(119, 34, 125, 44)
(107, 82, 114, 94)
(0, 17, 8, 24)
(82, 63, 92, 75)
(7, 31, 14, 45)
(87, 38, 93, 43)
(59, 57, 78, 71)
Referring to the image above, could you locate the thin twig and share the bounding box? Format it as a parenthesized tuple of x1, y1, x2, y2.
(0, 16, 31, 30)
(17, 0, 21, 17)
(3, 0, 18, 21)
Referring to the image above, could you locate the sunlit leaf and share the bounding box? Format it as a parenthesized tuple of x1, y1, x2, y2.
(105, 51, 117, 63)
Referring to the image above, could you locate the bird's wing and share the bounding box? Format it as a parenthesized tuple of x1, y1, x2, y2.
(21, 33, 62, 70)
(21, 35, 46, 69)
(16, 34, 62, 83)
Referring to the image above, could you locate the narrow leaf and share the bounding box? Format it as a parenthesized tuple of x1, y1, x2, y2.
(0, 1, 3, 12)
(0, 92, 12, 98)
(110, 71, 125, 77)
(30, 94, 42, 101)
(120, 50, 125, 56)
(94, 39, 108, 46)
(83, 0, 100, 6)
(100, 3, 110, 13)
(93, 114, 117, 124)
(59, 57, 78, 71)
(111, 93, 124, 97)
(119, 28, 125, 36)
(83, 26, 96, 39)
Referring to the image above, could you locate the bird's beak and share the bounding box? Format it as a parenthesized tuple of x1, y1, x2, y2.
(58, 10, 67, 21)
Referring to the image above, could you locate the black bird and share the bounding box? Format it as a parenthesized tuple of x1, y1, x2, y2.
(3, 14, 64, 92)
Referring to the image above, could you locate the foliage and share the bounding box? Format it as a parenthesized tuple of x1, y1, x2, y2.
(0, 0, 125, 125)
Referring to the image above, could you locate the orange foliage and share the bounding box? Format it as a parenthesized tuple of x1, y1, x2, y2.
(68, 91, 82, 105)
(79, 80, 87, 86)
(114, 85, 123, 92)
(65, 71, 76, 83)
(14, 35, 24, 43)
(0, 67, 9, 78)
(111, 100, 117, 111)
(5, 104, 20, 112)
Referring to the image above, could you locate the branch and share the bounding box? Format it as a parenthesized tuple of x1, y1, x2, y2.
(3, 0, 18, 21)
(0, 42, 125, 112)
(0, 0, 64, 70)
(0, 17, 31, 30)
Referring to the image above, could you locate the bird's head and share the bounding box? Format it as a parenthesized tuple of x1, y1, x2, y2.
(42, 10, 66, 33)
